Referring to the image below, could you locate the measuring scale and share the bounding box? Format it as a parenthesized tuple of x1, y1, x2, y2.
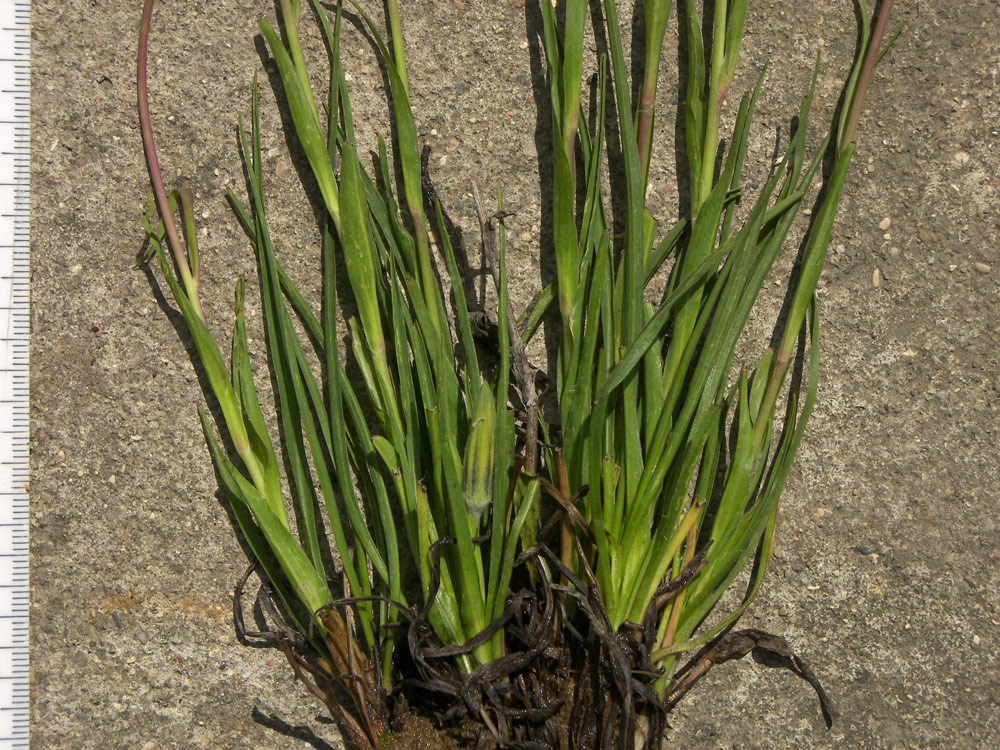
(0, 1, 29, 747)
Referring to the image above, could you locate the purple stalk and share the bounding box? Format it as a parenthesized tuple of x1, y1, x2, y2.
(840, 0, 894, 153)
(635, 0, 673, 195)
(636, 69, 656, 192)
(137, 0, 204, 322)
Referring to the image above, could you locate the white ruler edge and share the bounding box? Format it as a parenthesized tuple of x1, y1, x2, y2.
(0, 0, 29, 747)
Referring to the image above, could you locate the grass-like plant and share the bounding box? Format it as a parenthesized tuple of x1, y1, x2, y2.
(138, 0, 894, 747)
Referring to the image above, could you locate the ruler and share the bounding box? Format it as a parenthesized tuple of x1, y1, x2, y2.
(0, 1, 28, 747)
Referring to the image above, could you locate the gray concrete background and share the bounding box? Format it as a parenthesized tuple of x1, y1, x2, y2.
(30, 0, 999, 747)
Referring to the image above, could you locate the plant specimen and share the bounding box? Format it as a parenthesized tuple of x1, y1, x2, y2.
(137, 0, 895, 747)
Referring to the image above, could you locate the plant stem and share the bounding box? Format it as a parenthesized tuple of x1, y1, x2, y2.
(754, 0, 892, 448)
(839, 0, 894, 153)
(693, 0, 744, 214)
(692, 0, 727, 212)
(278, 0, 318, 112)
(382, 0, 440, 339)
(636, 0, 673, 192)
(137, 0, 203, 322)
(385, 0, 410, 97)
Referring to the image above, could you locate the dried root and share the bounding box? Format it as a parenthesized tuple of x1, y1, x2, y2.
(234, 541, 836, 750)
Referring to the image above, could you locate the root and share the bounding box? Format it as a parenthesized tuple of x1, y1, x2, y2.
(234, 541, 836, 750)
(665, 628, 839, 727)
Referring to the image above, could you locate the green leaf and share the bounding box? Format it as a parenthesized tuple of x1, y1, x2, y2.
(258, 21, 340, 225)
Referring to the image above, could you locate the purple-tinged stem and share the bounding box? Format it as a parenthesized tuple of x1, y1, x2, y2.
(137, 0, 204, 322)
(636, 0, 672, 195)
(636, 70, 656, 194)
(840, 0, 894, 153)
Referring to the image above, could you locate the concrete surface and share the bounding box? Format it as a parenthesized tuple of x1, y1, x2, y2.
(30, 0, 999, 747)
